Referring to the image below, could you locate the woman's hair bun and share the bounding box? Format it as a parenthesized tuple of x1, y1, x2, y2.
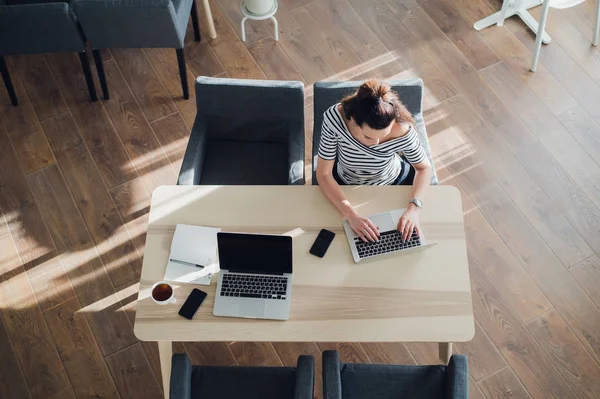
(356, 79, 391, 102)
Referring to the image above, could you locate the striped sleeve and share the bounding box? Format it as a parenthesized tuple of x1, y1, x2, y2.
(399, 126, 427, 165)
(317, 108, 339, 161)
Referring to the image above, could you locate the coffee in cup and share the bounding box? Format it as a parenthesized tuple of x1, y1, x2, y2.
(151, 281, 177, 305)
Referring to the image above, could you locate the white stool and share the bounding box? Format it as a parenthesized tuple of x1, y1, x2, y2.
(241, 0, 279, 42)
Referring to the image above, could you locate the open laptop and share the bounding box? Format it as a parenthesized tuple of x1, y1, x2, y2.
(343, 208, 437, 263)
(213, 232, 292, 320)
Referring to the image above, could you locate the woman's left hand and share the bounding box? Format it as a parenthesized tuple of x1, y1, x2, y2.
(397, 204, 421, 241)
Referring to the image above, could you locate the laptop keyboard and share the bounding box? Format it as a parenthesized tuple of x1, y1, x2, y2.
(220, 274, 288, 300)
(355, 229, 421, 259)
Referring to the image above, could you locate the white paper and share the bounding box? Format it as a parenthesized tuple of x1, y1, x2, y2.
(164, 224, 221, 286)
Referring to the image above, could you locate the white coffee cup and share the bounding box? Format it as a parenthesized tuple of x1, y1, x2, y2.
(151, 281, 177, 305)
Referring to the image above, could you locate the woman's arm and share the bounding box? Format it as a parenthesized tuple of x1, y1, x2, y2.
(398, 158, 431, 240)
(316, 158, 380, 242)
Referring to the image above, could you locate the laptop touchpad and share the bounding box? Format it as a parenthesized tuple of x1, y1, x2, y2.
(239, 300, 266, 318)
(369, 213, 395, 232)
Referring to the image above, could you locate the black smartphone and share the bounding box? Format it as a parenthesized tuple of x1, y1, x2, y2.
(309, 229, 335, 258)
(178, 288, 207, 320)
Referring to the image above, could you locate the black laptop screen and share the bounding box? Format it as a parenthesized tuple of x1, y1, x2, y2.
(217, 232, 292, 274)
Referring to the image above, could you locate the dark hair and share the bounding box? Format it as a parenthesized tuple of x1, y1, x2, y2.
(341, 79, 414, 130)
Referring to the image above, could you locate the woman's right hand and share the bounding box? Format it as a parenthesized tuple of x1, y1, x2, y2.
(347, 213, 380, 242)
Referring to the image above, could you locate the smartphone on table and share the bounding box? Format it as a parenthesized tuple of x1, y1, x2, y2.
(178, 288, 207, 320)
(309, 229, 335, 258)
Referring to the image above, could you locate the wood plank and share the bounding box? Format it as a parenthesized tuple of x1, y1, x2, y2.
(439, 96, 593, 268)
(478, 367, 531, 399)
(11, 54, 67, 122)
(26, 164, 138, 357)
(105, 343, 163, 399)
(468, 257, 575, 398)
(216, 0, 273, 43)
(110, 178, 151, 255)
(348, 0, 458, 106)
(481, 61, 600, 218)
(381, 0, 417, 14)
(0, 282, 31, 399)
(420, 0, 500, 70)
(403, 342, 440, 364)
(111, 48, 177, 122)
(201, 0, 266, 79)
(42, 113, 141, 289)
(184, 342, 237, 366)
(29, 265, 76, 312)
(526, 309, 600, 399)
(317, 342, 371, 363)
(279, 0, 313, 9)
(0, 128, 62, 279)
(558, 105, 600, 165)
(273, 4, 335, 85)
(455, 320, 506, 381)
(44, 297, 119, 398)
(101, 59, 177, 194)
(470, 376, 486, 399)
(229, 342, 283, 366)
(505, 15, 600, 123)
(46, 52, 137, 189)
(319, 0, 388, 61)
(570, 256, 600, 312)
(247, 38, 305, 81)
(0, 234, 74, 399)
(0, 59, 55, 174)
(360, 343, 416, 365)
(150, 112, 191, 175)
(291, 2, 363, 73)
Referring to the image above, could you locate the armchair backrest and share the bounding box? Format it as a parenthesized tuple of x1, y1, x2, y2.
(0, 2, 86, 55)
(312, 78, 437, 185)
(194, 76, 305, 145)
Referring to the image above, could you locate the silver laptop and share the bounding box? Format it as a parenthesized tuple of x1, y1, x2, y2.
(343, 208, 437, 263)
(213, 232, 292, 320)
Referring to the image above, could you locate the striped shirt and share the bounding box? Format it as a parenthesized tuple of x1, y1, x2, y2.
(318, 104, 426, 185)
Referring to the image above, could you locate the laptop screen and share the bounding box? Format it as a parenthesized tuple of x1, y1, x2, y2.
(217, 232, 292, 274)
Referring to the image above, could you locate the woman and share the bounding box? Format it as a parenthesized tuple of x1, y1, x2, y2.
(316, 79, 432, 243)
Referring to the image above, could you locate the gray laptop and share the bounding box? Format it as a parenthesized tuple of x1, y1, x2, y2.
(343, 208, 437, 263)
(213, 232, 292, 320)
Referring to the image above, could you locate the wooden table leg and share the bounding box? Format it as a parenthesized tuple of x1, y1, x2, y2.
(439, 342, 452, 364)
(158, 341, 173, 399)
(202, 0, 217, 39)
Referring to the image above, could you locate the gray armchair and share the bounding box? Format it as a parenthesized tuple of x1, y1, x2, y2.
(177, 77, 305, 185)
(323, 350, 468, 399)
(170, 353, 315, 399)
(0, 0, 97, 106)
(73, 0, 201, 100)
(312, 79, 438, 185)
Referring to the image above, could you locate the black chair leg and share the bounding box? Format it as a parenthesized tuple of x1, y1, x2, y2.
(176, 48, 189, 100)
(0, 56, 18, 106)
(78, 50, 98, 102)
(191, 0, 201, 42)
(92, 49, 109, 100)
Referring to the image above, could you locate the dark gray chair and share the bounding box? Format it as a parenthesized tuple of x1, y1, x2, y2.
(73, 0, 201, 100)
(312, 79, 438, 185)
(323, 350, 468, 399)
(177, 77, 305, 185)
(0, 0, 97, 106)
(170, 353, 315, 399)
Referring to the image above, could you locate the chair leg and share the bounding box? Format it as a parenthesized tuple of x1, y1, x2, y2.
(176, 48, 189, 100)
(78, 51, 98, 102)
(593, 0, 599, 46)
(191, 0, 201, 42)
(530, 0, 551, 72)
(92, 49, 109, 100)
(0, 56, 18, 106)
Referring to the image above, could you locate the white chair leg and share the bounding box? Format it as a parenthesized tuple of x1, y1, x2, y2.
(593, 0, 600, 46)
(241, 16, 248, 42)
(497, 0, 512, 27)
(531, 0, 551, 72)
(271, 16, 279, 41)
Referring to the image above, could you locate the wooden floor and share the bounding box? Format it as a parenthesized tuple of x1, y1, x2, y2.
(1, 0, 600, 397)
